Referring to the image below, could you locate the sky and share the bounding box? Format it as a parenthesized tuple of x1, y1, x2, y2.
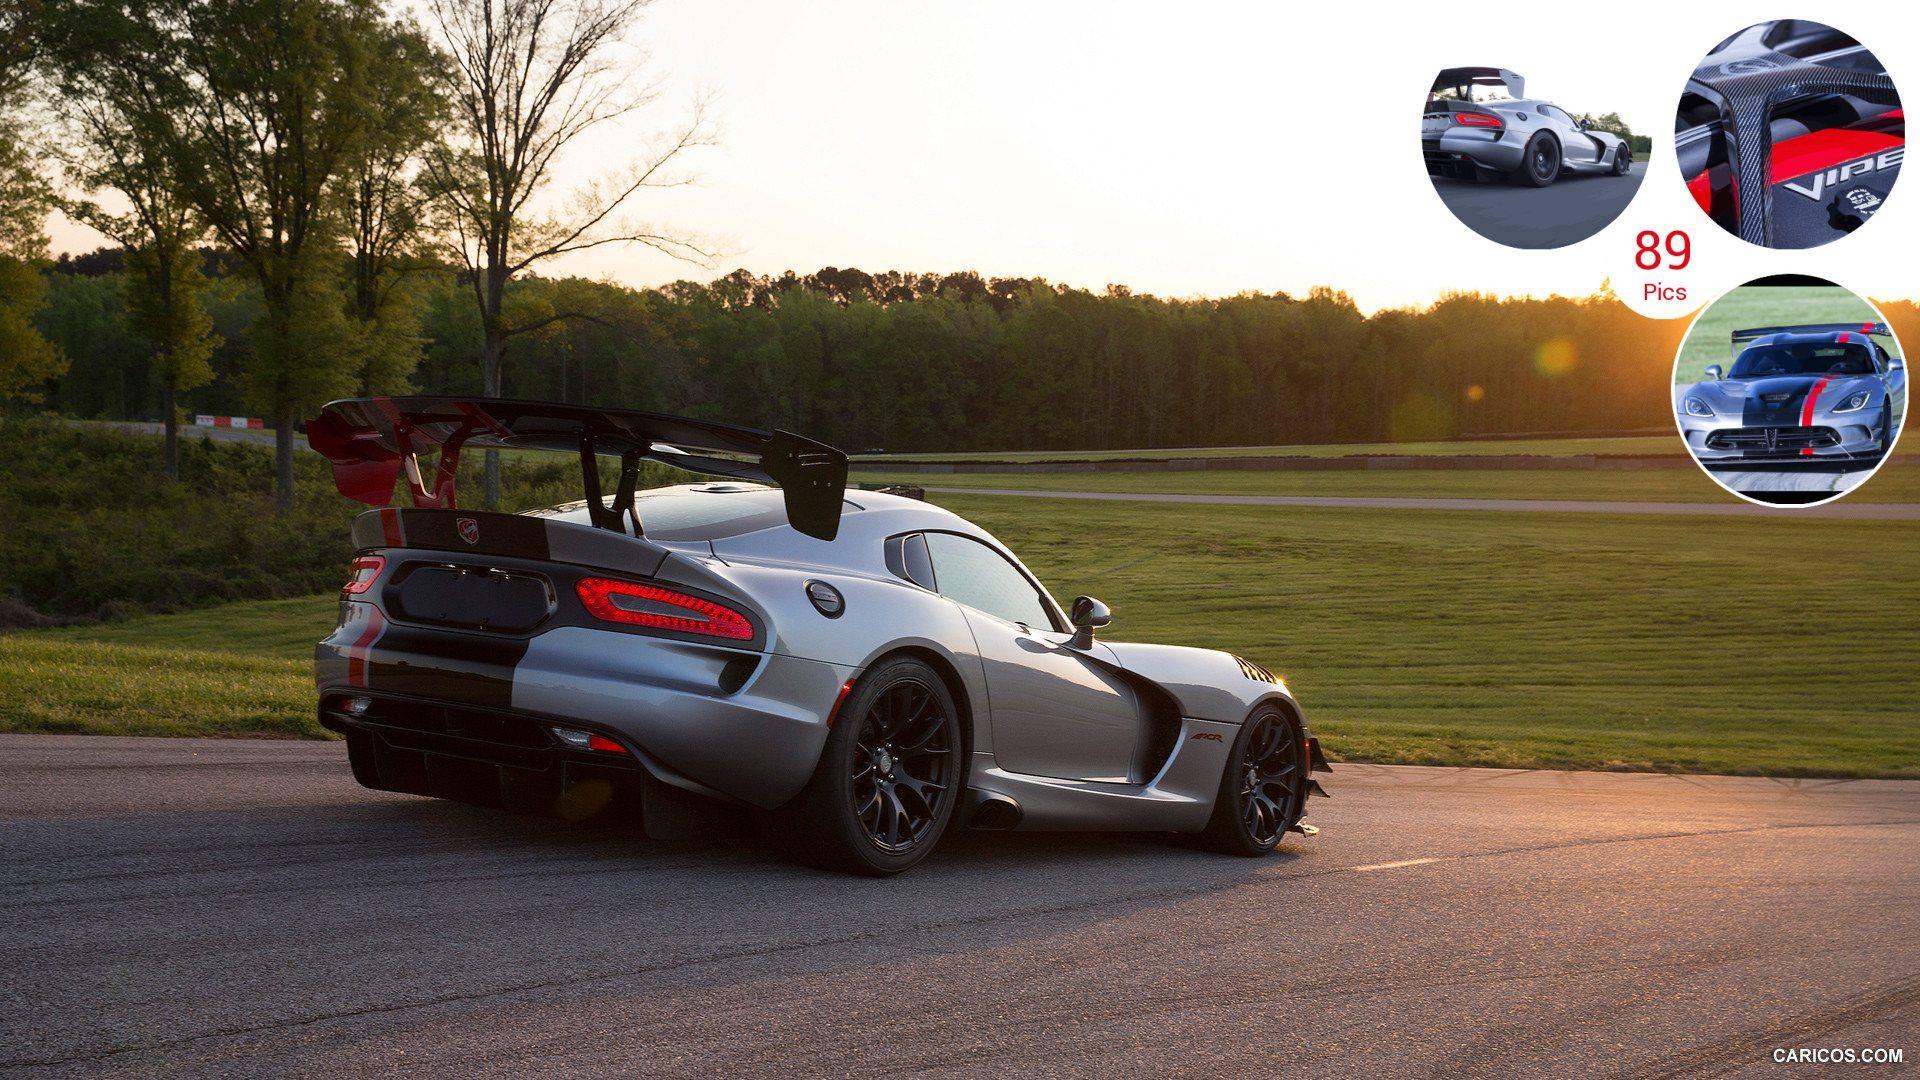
(45, 0, 1920, 314)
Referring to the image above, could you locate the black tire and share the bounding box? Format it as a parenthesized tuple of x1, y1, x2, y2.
(779, 657, 964, 876)
(1515, 133, 1560, 187)
(1197, 707, 1308, 856)
(1612, 144, 1632, 176)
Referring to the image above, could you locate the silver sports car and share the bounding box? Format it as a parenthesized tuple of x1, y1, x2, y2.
(1423, 67, 1633, 186)
(307, 398, 1329, 875)
(1676, 323, 1906, 463)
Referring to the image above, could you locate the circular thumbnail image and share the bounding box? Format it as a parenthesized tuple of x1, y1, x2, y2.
(1421, 66, 1647, 248)
(1673, 275, 1906, 507)
(1676, 20, 1902, 249)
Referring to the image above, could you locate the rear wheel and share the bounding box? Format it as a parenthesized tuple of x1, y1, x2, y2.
(1516, 133, 1560, 187)
(780, 657, 964, 875)
(1198, 707, 1307, 855)
(1612, 144, 1632, 176)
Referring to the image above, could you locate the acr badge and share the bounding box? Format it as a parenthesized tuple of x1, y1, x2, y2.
(457, 517, 480, 545)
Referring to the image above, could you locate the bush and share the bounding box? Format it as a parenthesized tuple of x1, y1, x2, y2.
(0, 420, 675, 622)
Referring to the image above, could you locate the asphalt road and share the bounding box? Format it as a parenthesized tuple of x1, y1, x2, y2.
(1431, 162, 1646, 249)
(917, 485, 1920, 520)
(3, 735, 1917, 1077)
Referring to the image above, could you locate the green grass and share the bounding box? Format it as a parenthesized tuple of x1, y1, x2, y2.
(855, 461, 1920, 503)
(853, 434, 1675, 464)
(4, 497, 1915, 777)
(0, 597, 338, 738)
(958, 496, 1919, 778)
(1675, 285, 1890, 382)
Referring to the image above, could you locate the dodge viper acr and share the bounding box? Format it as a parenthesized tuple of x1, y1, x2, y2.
(1423, 67, 1633, 187)
(1676, 323, 1906, 463)
(305, 397, 1329, 875)
(1676, 20, 1902, 248)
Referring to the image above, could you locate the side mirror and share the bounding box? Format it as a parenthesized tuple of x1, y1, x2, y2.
(1069, 595, 1111, 650)
(1704, 364, 1723, 381)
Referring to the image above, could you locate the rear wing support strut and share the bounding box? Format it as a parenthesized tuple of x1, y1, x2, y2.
(578, 436, 646, 536)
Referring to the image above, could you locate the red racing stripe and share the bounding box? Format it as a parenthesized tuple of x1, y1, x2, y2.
(346, 605, 386, 687)
(1799, 377, 1831, 456)
(378, 506, 404, 546)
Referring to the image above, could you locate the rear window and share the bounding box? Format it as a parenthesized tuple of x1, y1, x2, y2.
(529, 485, 862, 541)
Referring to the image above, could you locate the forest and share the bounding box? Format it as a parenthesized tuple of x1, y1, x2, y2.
(30, 254, 1867, 455)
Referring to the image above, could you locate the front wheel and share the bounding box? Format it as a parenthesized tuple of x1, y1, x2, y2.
(1197, 707, 1308, 855)
(778, 657, 964, 875)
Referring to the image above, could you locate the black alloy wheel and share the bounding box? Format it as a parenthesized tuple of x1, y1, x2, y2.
(1517, 133, 1559, 187)
(1198, 706, 1307, 855)
(1613, 145, 1632, 176)
(851, 679, 958, 853)
(1237, 713, 1305, 845)
(780, 656, 964, 875)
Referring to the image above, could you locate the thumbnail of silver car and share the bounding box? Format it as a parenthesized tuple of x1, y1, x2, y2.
(1423, 67, 1634, 186)
(1676, 323, 1906, 462)
(306, 397, 1330, 876)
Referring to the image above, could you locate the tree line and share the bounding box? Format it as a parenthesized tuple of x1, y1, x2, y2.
(37, 253, 1865, 457)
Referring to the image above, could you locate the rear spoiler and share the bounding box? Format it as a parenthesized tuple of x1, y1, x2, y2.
(306, 397, 850, 541)
(1731, 323, 1892, 358)
(1430, 67, 1524, 100)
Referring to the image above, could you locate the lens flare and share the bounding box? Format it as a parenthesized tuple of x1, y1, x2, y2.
(1534, 338, 1578, 377)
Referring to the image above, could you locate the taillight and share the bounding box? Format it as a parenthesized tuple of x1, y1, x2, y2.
(1455, 112, 1502, 129)
(575, 577, 754, 641)
(343, 555, 384, 595)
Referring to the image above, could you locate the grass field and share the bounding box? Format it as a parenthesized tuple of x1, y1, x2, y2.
(4, 496, 1915, 777)
(0, 597, 333, 738)
(854, 458, 1920, 503)
(853, 434, 1675, 464)
(1674, 284, 1891, 382)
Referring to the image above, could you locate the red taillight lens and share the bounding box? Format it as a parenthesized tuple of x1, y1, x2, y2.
(587, 733, 628, 754)
(1454, 112, 1502, 129)
(343, 555, 385, 595)
(575, 577, 754, 641)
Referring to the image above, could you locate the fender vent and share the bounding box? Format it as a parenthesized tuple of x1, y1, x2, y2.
(1235, 656, 1280, 684)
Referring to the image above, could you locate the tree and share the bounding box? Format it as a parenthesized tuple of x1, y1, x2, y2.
(424, 0, 714, 505)
(43, 0, 219, 474)
(141, 0, 377, 509)
(341, 14, 443, 395)
(0, 0, 65, 399)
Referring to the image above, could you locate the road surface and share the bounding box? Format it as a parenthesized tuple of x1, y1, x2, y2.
(3, 735, 1916, 1076)
(1431, 162, 1646, 249)
(913, 485, 1920, 520)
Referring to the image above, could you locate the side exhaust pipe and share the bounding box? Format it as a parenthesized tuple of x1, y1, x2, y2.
(966, 790, 1022, 831)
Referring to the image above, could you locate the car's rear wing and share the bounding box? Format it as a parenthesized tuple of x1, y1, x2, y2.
(307, 397, 850, 541)
(1731, 323, 1892, 358)
(1429, 66, 1524, 101)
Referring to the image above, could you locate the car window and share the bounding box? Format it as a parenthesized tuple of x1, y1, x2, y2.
(922, 532, 1054, 629)
(1731, 342, 1876, 378)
